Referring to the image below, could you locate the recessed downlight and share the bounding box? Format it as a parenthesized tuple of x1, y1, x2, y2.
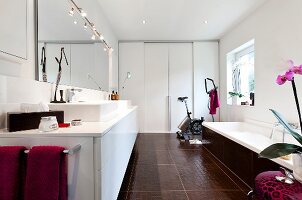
(203, 20, 208, 24)
(142, 20, 146, 24)
(69, 8, 74, 16)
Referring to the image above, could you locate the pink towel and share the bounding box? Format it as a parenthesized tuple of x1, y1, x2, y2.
(209, 89, 220, 115)
(0, 146, 26, 200)
(24, 146, 67, 200)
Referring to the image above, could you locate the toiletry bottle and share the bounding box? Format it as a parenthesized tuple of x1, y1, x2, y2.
(111, 91, 116, 100)
(115, 92, 119, 100)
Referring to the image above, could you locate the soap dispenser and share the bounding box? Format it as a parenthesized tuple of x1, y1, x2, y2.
(115, 92, 119, 100)
(111, 91, 116, 100)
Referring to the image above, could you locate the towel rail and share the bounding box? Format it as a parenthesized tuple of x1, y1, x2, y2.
(23, 144, 81, 155)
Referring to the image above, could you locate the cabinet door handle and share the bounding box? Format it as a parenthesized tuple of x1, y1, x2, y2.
(168, 96, 171, 132)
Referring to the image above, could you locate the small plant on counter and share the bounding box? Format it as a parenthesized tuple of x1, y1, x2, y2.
(260, 60, 302, 159)
(228, 91, 244, 98)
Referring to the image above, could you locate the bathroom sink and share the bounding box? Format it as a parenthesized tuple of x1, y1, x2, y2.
(48, 101, 121, 122)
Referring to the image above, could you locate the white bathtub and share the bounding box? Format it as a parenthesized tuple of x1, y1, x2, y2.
(203, 121, 297, 170)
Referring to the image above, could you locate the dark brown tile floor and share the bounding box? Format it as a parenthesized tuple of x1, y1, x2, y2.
(118, 133, 251, 200)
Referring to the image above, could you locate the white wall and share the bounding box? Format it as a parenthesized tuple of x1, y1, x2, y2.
(193, 42, 219, 122)
(219, 0, 302, 124)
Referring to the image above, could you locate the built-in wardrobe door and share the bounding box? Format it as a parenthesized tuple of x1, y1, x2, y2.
(169, 43, 193, 132)
(144, 43, 169, 133)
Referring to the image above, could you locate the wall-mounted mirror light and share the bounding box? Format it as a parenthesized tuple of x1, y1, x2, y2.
(122, 72, 132, 89)
(87, 73, 103, 91)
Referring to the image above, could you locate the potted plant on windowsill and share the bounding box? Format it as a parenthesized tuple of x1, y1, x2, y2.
(228, 91, 244, 105)
(260, 60, 302, 183)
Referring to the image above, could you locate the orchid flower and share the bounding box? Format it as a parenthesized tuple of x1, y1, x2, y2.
(276, 71, 294, 85)
(287, 59, 302, 74)
(290, 65, 302, 75)
(276, 60, 302, 85)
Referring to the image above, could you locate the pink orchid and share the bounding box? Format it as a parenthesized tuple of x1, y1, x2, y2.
(287, 60, 302, 75)
(276, 60, 302, 85)
(290, 65, 302, 75)
(276, 71, 294, 85)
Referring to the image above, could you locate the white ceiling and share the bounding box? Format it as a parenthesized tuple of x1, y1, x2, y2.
(97, 0, 268, 40)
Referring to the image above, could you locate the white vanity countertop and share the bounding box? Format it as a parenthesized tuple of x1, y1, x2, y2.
(0, 106, 137, 138)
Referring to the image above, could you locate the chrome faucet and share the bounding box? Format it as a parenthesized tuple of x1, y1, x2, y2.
(66, 88, 82, 103)
(269, 122, 285, 142)
(270, 122, 300, 142)
(288, 122, 300, 130)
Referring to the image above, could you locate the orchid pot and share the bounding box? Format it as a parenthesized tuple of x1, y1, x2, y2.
(232, 96, 238, 105)
(293, 153, 302, 183)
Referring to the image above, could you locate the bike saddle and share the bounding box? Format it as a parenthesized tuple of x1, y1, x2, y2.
(178, 97, 188, 102)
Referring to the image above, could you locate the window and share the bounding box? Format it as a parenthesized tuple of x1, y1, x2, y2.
(227, 39, 255, 106)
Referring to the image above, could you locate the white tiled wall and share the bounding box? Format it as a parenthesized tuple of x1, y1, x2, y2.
(0, 75, 109, 129)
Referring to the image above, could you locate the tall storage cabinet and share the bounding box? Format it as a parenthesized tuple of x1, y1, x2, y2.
(119, 42, 193, 133)
(145, 43, 193, 133)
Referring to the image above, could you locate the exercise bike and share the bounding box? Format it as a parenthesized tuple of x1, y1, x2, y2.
(176, 97, 204, 141)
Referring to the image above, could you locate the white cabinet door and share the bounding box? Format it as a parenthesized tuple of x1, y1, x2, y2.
(0, 0, 27, 59)
(144, 43, 169, 133)
(169, 43, 193, 132)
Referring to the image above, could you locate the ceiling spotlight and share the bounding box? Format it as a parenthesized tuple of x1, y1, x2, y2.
(68, 8, 74, 16)
(91, 35, 96, 40)
(73, 20, 78, 24)
(104, 48, 107, 52)
(203, 20, 208, 24)
(84, 23, 88, 29)
(99, 34, 104, 40)
(79, 8, 87, 17)
(142, 20, 146, 24)
(90, 23, 96, 30)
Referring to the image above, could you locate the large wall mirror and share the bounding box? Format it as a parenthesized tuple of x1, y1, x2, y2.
(36, 0, 109, 91)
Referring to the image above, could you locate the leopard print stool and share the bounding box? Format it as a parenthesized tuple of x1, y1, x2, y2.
(255, 171, 302, 200)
